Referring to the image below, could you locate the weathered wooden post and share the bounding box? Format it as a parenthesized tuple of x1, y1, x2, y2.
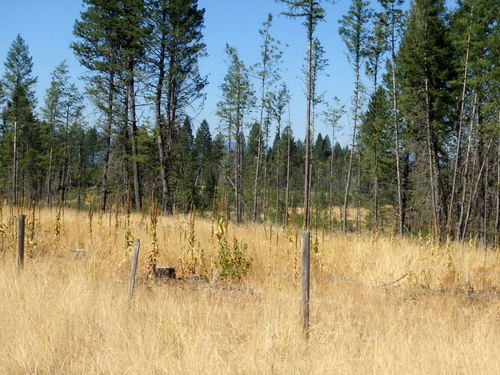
(16, 214, 25, 270)
(301, 231, 310, 339)
(128, 239, 141, 302)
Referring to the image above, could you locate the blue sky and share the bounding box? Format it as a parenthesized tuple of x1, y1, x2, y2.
(0, 0, 458, 146)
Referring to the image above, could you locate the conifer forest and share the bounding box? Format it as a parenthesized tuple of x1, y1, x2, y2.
(0, 0, 498, 245)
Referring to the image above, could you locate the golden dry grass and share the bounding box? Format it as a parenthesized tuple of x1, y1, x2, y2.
(0, 206, 499, 374)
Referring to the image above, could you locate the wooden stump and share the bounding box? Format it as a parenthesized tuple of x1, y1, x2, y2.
(155, 267, 176, 280)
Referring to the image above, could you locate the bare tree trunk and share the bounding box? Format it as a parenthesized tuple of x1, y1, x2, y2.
(252, 128, 263, 222)
(374, 150, 379, 229)
(275, 122, 281, 227)
(342, 75, 360, 231)
(45, 145, 53, 206)
(424, 79, 447, 241)
(424, 80, 439, 241)
(100, 71, 114, 213)
(77, 144, 83, 210)
(127, 59, 142, 211)
(495, 141, 500, 247)
(461, 137, 494, 240)
(447, 33, 471, 238)
(389, 5, 403, 236)
(154, 9, 171, 214)
(252, 48, 269, 222)
(284, 126, 291, 227)
(457, 94, 477, 236)
(235, 102, 243, 224)
(303, 23, 313, 232)
(328, 134, 334, 230)
(483, 153, 489, 246)
(12, 120, 18, 206)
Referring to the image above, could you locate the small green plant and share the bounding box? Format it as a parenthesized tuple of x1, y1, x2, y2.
(179, 210, 208, 279)
(215, 218, 251, 282)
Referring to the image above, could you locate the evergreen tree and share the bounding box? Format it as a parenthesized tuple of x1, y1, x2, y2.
(397, 0, 456, 240)
(146, 0, 207, 214)
(72, 0, 123, 212)
(193, 119, 215, 211)
(339, 0, 372, 230)
(217, 45, 255, 223)
(379, 0, 406, 235)
(42, 61, 85, 205)
(0, 35, 39, 204)
(278, 0, 330, 231)
(251, 14, 283, 222)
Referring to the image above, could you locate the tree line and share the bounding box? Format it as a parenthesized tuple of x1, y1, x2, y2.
(0, 0, 498, 245)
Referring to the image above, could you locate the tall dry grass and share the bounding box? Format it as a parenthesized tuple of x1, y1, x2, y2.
(0, 206, 499, 374)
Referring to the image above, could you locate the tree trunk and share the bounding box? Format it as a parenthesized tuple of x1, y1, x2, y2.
(12, 120, 18, 206)
(100, 71, 114, 213)
(424, 79, 446, 241)
(342, 70, 360, 231)
(275, 122, 281, 227)
(284, 126, 291, 227)
(457, 93, 477, 237)
(127, 59, 142, 211)
(447, 33, 471, 238)
(252, 42, 269, 222)
(154, 4, 172, 214)
(495, 141, 499, 247)
(461, 137, 494, 240)
(303, 19, 313, 232)
(374, 149, 379, 229)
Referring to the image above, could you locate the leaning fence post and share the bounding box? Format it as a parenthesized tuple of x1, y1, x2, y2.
(16, 214, 25, 270)
(128, 239, 141, 302)
(301, 231, 310, 339)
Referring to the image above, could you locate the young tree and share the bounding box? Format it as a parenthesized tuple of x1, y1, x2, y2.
(322, 96, 345, 229)
(278, 0, 329, 231)
(269, 83, 290, 225)
(379, 0, 405, 235)
(217, 45, 255, 223)
(251, 14, 283, 222)
(192, 119, 215, 211)
(338, 0, 372, 230)
(42, 61, 85, 206)
(121, 0, 149, 211)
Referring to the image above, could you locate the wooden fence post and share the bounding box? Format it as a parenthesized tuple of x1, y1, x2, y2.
(301, 231, 310, 339)
(128, 239, 141, 302)
(16, 214, 25, 270)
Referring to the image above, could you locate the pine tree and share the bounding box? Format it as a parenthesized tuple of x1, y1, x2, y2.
(193, 119, 215, 211)
(379, 0, 405, 235)
(0, 35, 38, 204)
(72, 0, 123, 212)
(397, 0, 456, 240)
(217, 45, 255, 223)
(278, 0, 330, 231)
(322, 96, 345, 229)
(42, 61, 85, 206)
(251, 14, 283, 222)
(338, 0, 372, 230)
(146, 0, 207, 214)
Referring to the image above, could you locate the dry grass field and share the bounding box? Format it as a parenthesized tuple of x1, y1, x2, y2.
(0, 205, 499, 374)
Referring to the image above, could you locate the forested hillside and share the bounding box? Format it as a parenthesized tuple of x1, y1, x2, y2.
(0, 0, 498, 244)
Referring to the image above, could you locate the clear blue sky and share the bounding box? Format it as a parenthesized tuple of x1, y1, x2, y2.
(0, 0, 458, 146)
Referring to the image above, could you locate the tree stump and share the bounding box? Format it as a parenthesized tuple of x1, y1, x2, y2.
(155, 267, 176, 280)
